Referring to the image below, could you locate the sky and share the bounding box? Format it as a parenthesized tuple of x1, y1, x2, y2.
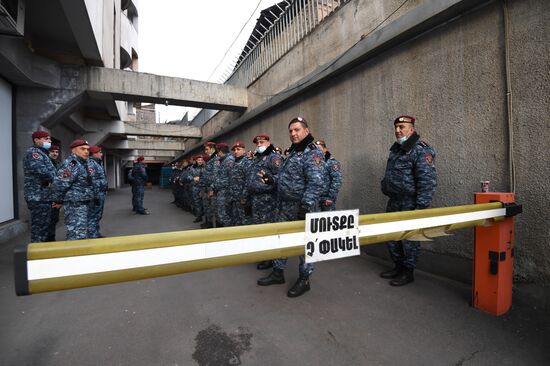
(138, 0, 281, 123)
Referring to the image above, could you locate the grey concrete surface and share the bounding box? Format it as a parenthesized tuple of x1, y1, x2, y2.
(86, 67, 248, 111)
(1, 187, 548, 365)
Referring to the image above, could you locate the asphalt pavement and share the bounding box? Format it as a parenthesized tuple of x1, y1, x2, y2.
(1, 186, 548, 365)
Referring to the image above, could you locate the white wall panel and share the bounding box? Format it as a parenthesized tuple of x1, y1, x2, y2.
(0, 78, 14, 223)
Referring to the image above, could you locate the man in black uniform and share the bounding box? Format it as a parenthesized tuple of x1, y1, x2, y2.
(380, 115, 437, 286)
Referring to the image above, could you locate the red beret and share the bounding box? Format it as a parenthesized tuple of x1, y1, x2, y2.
(394, 115, 415, 125)
(202, 154, 210, 162)
(50, 145, 60, 151)
(32, 130, 50, 139)
(69, 139, 89, 148)
(204, 141, 217, 147)
(253, 134, 270, 143)
(232, 140, 245, 150)
(137, 156, 144, 162)
(216, 143, 229, 152)
(89, 146, 102, 154)
(193, 155, 204, 160)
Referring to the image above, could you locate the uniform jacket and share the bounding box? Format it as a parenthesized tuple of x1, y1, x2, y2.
(200, 153, 219, 191)
(228, 155, 251, 202)
(177, 167, 189, 186)
(322, 152, 343, 202)
(23, 146, 57, 202)
(277, 134, 327, 210)
(247, 144, 283, 195)
(213, 154, 235, 192)
(52, 154, 94, 203)
(169, 168, 180, 184)
(88, 157, 108, 197)
(130, 163, 147, 186)
(381, 131, 437, 209)
(188, 165, 204, 185)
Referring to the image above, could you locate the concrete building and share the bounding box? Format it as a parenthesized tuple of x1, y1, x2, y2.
(1, 0, 137, 238)
(0, 0, 240, 239)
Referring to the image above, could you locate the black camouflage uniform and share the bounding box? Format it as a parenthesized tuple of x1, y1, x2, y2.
(380, 116, 437, 286)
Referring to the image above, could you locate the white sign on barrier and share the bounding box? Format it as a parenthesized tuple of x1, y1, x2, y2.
(305, 209, 360, 263)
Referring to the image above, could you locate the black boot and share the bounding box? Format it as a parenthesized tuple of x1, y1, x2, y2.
(193, 216, 203, 223)
(200, 221, 212, 229)
(257, 269, 285, 286)
(257, 260, 273, 270)
(287, 276, 310, 298)
(380, 264, 404, 279)
(390, 268, 414, 286)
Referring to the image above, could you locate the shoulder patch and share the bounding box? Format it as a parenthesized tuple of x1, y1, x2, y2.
(88, 167, 94, 175)
(272, 156, 282, 167)
(425, 153, 434, 165)
(61, 169, 72, 178)
(312, 153, 323, 166)
(32, 152, 40, 160)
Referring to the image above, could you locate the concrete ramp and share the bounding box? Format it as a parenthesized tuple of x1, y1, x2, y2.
(87, 67, 248, 111)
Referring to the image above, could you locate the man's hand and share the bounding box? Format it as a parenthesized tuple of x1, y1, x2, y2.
(324, 199, 333, 206)
(258, 169, 274, 185)
(207, 190, 214, 199)
(194, 176, 200, 183)
(52, 203, 62, 209)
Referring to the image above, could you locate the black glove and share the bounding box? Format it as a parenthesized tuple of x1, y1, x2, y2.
(262, 172, 274, 185)
(297, 206, 309, 220)
(94, 198, 100, 205)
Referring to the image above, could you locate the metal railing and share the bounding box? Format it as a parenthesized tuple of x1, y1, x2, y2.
(218, 0, 349, 86)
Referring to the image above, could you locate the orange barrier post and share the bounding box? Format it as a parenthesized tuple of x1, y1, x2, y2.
(473, 192, 519, 316)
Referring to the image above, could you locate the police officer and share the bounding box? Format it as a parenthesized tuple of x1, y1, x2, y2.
(189, 155, 206, 223)
(170, 162, 182, 206)
(87, 146, 108, 238)
(315, 140, 343, 211)
(228, 141, 251, 226)
(51, 139, 94, 240)
(46, 144, 61, 241)
(129, 156, 149, 215)
(380, 115, 437, 286)
(179, 160, 193, 211)
(247, 134, 283, 270)
(258, 117, 327, 297)
(200, 142, 219, 228)
(23, 130, 57, 243)
(212, 143, 234, 227)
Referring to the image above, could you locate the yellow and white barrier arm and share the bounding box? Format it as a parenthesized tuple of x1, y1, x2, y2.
(14, 202, 517, 296)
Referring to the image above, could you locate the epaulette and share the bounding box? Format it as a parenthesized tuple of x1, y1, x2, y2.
(307, 142, 318, 151)
(69, 159, 78, 167)
(418, 141, 431, 148)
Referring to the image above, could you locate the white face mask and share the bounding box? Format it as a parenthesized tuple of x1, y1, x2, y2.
(396, 136, 408, 144)
(42, 142, 51, 150)
(256, 146, 267, 154)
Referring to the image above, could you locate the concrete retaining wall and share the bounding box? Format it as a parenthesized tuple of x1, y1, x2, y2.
(191, 0, 550, 284)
